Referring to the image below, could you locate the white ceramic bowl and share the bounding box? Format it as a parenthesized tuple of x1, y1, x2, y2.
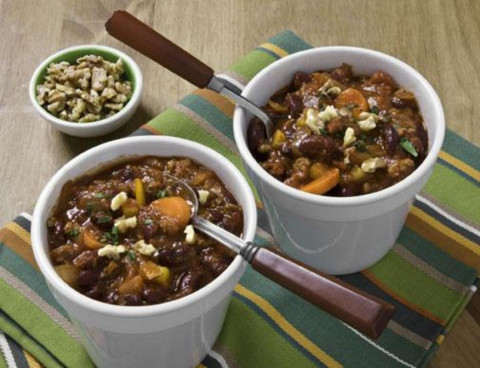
(233, 46, 445, 275)
(29, 45, 143, 138)
(31, 136, 257, 368)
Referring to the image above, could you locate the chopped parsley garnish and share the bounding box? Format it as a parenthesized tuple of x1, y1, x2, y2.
(370, 106, 380, 114)
(127, 250, 137, 261)
(399, 138, 418, 157)
(67, 228, 79, 238)
(97, 215, 112, 224)
(93, 192, 106, 198)
(353, 140, 367, 152)
(144, 218, 154, 225)
(104, 226, 120, 244)
(319, 128, 328, 136)
(156, 190, 168, 199)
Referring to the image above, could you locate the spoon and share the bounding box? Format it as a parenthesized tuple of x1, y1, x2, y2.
(105, 10, 274, 139)
(163, 174, 394, 339)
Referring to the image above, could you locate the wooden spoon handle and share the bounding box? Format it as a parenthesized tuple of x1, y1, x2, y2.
(250, 247, 394, 339)
(106, 10, 214, 88)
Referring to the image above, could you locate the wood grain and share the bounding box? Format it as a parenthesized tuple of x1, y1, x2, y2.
(0, 0, 478, 366)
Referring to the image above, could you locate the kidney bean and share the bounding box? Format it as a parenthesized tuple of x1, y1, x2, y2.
(285, 94, 303, 117)
(176, 270, 202, 293)
(85, 285, 104, 300)
(382, 124, 399, 155)
(247, 118, 266, 152)
(78, 269, 99, 288)
(221, 210, 243, 233)
(298, 135, 336, 159)
(207, 208, 224, 223)
(338, 185, 355, 197)
(142, 287, 166, 304)
(331, 63, 353, 83)
(123, 294, 143, 306)
(292, 71, 312, 90)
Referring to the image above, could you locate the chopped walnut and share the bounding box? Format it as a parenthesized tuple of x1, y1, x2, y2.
(35, 54, 133, 123)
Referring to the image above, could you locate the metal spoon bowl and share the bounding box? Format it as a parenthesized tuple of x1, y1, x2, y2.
(163, 173, 394, 339)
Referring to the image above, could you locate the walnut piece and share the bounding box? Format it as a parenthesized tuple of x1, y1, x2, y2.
(36, 54, 132, 123)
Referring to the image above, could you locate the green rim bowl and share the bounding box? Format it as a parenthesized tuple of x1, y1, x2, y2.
(29, 45, 143, 138)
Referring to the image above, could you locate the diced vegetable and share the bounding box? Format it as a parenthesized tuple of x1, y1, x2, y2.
(83, 228, 103, 249)
(121, 198, 139, 217)
(399, 138, 418, 157)
(272, 130, 287, 148)
(350, 165, 368, 182)
(300, 168, 340, 194)
(139, 261, 171, 287)
(134, 178, 146, 206)
(118, 275, 144, 295)
(54, 264, 79, 287)
(335, 88, 369, 117)
(267, 99, 288, 113)
(150, 197, 191, 229)
(309, 162, 329, 179)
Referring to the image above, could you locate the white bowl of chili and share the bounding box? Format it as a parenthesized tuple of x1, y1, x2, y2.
(31, 136, 257, 368)
(233, 46, 445, 275)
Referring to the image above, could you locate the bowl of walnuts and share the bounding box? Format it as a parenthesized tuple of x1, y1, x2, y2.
(29, 44, 143, 137)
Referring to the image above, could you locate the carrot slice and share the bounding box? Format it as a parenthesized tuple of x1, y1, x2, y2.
(150, 196, 191, 229)
(300, 168, 340, 195)
(335, 88, 369, 117)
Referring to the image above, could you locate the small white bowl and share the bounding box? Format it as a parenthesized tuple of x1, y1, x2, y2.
(233, 47, 445, 275)
(29, 45, 143, 138)
(31, 136, 257, 368)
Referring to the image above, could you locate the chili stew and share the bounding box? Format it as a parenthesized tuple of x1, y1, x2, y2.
(247, 64, 428, 196)
(47, 157, 243, 306)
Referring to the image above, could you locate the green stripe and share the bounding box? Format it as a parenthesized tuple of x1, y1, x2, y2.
(0, 279, 93, 368)
(267, 30, 313, 55)
(444, 288, 475, 333)
(0, 312, 63, 368)
(423, 164, 480, 225)
(217, 297, 320, 368)
(368, 252, 465, 321)
(229, 50, 278, 81)
(239, 268, 408, 368)
(178, 94, 235, 140)
(0, 243, 66, 316)
(443, 130, 480, 171)
(397, 227, 477, 286)
(0, 354, 5, 368)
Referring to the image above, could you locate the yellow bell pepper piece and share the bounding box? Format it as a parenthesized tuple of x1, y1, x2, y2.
(272, 130, 287, 148)
(134, 178, 146, 206)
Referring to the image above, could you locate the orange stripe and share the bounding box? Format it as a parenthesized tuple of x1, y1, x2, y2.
(142, 124, 162, 135)
(362, 269, 446, 325)
(406, 213, 480, 273)
(192, 89, 235, 117)
(0, 227, 38, 270)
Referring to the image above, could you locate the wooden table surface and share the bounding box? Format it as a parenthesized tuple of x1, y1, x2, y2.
(0, 0, 478, 366)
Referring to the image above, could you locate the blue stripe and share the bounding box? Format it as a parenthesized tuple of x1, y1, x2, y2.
(201, 354, 223, 368)
(232, 291, 328, 368)
(5, 335, 29, 368)
(12, 216, 30, 233)
(414, 200, 480, 244)
(255, 46, 282, 60)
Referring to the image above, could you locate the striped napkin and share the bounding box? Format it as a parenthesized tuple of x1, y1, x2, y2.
(1, 31, 479, 368)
